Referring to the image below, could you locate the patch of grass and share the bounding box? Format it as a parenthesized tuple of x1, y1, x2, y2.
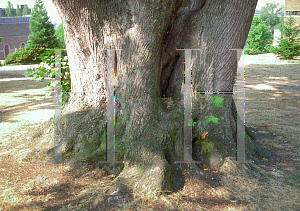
(243, 162, 265, 178)
(62, 140, 76, 160)
(0, 186, 15, 206)
(3, 61, 40, 66)
(0, 179, 10, 186)
(285, 60, 300, 63)
(200, 140, 214, 158)
(288, 168, 300, 188)
(20, 121, 34, 128)
(21, 179, 31, 184)
(22, 149, 49, 162)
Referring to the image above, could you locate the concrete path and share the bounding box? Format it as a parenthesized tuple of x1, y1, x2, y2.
(0, 63, 51, 79)
(0, 64, 39, 78)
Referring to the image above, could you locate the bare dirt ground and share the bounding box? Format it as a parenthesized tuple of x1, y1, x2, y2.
(0, 78, 54, 138)
(0, 55, 300, 210)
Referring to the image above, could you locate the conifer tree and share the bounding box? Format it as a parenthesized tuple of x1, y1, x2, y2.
(272, 15, 300, 59)
(26, 0, 59, 60)
(22, 4, 30, 15)
(16, 4, 22, 16)
(55, 23, 66, 48)
(5, 1, 15, 17)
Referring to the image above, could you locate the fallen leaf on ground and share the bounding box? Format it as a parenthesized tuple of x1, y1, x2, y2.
(201, 131, 208, 139)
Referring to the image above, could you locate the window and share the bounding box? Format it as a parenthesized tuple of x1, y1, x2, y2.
(286, 11, 300, 16)
(4, 44, 10, 59)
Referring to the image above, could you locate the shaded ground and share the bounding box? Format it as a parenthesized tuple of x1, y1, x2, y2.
(0, 60, 300, 210)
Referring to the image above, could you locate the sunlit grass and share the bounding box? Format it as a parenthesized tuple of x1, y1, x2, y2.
(288, 167, 300, 188)
(285, 59, 300, 63)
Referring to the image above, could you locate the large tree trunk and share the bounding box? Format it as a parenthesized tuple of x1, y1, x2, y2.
(51, 0, 266, 198)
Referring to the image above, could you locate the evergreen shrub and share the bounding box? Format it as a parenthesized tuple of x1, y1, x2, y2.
(4, 47, 43, 65)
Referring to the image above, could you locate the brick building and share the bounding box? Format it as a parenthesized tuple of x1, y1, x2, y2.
(285, 0, 300, 27)
(0, 16, 31, 60)
(0, 5, 32, 60)
(0, 8, 5, 17)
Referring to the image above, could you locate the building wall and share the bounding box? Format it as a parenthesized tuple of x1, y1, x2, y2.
(0, 9, 5, 17)
(0, 16, 31, 60)
(285, 0, 300, 11)
(285, 0, 300, 27)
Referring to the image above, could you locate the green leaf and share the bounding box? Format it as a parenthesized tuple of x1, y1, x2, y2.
(192, 134, 199, 139)
(205, 116, 219, 124)
(44, 82, 52, 88)
(34, 72, 44, 81)
(188, 119, 196, 126)
(211, 95, 224, 107)
(22, 68, 36, 77)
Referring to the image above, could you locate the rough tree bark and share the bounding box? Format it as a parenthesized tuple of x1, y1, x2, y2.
(51, 0, 269, 198)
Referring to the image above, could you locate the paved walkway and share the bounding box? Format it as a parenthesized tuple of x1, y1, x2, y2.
(0, 64, 39, 78)
(0, 63, 52, 79)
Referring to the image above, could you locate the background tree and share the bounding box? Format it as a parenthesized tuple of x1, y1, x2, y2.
(5, 1, 15, 17)
(272, 15, 300, 59)
(26, 0, 59, 61)
(55, 23, 66, 48)
(244, 16, 273, 54)
(16, 4, 22, 16)
(51, 0, 268, 198)
(22, 4, 30, 15)
(259, 2, 284, 35)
